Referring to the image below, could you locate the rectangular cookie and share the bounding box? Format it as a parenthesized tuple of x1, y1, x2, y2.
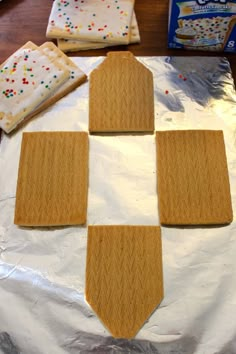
(0, 41, 70, 133)
(14, 132, 89, 226)
(156, 130, 233, 225)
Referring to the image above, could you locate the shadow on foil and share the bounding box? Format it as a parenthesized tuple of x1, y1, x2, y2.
(0, 332, 20, 354)
(155, 56, 233, 112)
(62, 330, 198, 354)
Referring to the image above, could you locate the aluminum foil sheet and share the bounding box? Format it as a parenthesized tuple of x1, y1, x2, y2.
(0, 56, 236, 354)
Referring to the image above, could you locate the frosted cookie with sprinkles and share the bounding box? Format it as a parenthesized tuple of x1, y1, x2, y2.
(57, 11, 140, 52)
(0, 41, 70, 133)
(46, 0, 135, 44)
(24, 42, 87, 121)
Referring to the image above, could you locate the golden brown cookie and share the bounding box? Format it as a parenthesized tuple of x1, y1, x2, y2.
(156, 130, 233, 225)
(89, 52, 154, 133)
(14, 132, 89, 226)
(86, 225, 163, 338)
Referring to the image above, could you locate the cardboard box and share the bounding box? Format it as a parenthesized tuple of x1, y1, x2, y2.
(168, 0, 236, 52)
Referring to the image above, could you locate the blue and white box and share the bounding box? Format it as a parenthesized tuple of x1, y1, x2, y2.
(168, 0, 236, 52)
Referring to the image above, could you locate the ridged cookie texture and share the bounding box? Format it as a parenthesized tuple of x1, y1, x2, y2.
(14, 132, 89, 226)
(89, 52, 154, 133)
(156, 130, 233, 225)
(86, 225, 163, 339)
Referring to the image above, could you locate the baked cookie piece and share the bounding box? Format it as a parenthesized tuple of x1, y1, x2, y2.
(89, 52, 154, 133)
(15, 132, 89, 226)
(156, 130, 233, 225)
(86, 225, 163, 338)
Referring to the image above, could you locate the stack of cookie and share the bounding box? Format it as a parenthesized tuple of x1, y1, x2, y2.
(0, 41, 86, 134)
(46, 0, 140, 53)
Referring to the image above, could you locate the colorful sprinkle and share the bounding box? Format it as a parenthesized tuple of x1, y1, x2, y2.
(50, 0, 133, 43)
(2, 89, 17, 98)
(178, 74, 187, 81)
(22, 78, 29, 84)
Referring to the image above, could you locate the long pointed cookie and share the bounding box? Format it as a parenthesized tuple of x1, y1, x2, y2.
(86, 225, 163, 339)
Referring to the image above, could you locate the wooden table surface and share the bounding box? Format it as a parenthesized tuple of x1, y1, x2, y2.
(1, 0, 236, 82)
